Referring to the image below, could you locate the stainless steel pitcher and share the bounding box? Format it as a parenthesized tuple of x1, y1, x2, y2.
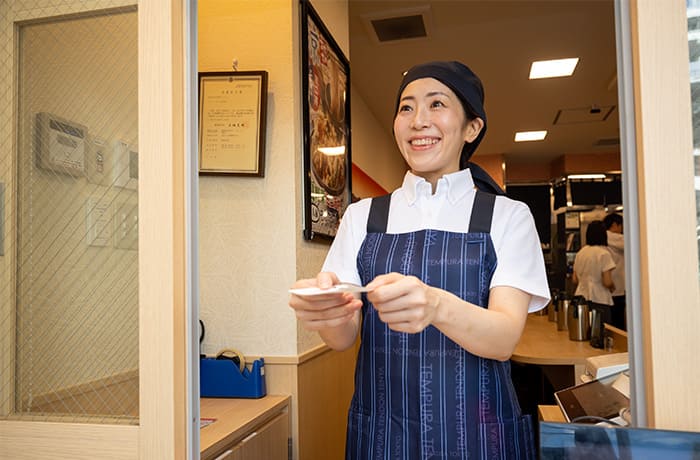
(556, 293, 570, 331)
(567, 295, 591, 341)
(548, 289, 559, 322)
(589, 302, 613, 349)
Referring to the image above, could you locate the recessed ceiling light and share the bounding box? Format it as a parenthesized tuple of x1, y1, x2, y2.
(567, 174, 607, 180)
(514, 130, 547, 142)
(529, 58, 579, 79)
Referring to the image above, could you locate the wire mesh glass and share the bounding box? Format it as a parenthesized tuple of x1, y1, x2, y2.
(1, 2, 139, 424)
(689, 0, 700, 276)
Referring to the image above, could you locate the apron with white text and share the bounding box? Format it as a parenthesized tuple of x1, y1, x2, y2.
(346, 191, 534, 460)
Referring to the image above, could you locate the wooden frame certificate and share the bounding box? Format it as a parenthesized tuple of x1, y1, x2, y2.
(198, 71, 268, 176)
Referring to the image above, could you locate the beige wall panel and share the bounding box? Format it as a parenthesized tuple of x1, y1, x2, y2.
(297, 345, 357, 460)
(254, 361, 299, 459)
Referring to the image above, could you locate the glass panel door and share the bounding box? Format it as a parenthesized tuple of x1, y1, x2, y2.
(1, 5, 139, 423)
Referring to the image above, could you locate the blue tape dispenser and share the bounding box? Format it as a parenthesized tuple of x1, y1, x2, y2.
(200, 349, 266, 398)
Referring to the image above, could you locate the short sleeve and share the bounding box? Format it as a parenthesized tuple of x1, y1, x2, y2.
(320, 200, 370, 285)
(600, 250, 616, 272)
(490, 200, 550, 312)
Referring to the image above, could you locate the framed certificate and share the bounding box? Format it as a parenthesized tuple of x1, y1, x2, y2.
(198, 71, 268, 176)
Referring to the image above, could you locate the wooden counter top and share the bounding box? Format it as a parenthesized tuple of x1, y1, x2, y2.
(538, 404, 566, 423)
(200, 395, 290, 457)
(512, 314, 624, 367)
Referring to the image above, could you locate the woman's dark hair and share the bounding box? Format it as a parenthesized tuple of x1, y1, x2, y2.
(585, 220, 608, 246)
(603, 212, 623, 229)
(393, 61, 505, 195)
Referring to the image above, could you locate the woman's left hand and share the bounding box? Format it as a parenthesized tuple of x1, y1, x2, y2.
(366, 272, 442, 333)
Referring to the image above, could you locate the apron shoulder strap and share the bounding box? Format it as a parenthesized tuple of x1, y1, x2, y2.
(468, 190, 496, 233)
(366, 193, 391, 233)
(367, 191, 496, 233)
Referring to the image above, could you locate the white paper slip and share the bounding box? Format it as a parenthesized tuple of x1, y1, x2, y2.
(289, 283, 370, 296)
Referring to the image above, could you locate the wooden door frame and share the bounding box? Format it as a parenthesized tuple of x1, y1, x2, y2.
(620, 0, 700, 430)
(0, 0, 196, 458)
(138, 0, 195, 457)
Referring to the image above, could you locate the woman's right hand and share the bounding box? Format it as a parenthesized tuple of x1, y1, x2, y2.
(288, 272, 362, 332)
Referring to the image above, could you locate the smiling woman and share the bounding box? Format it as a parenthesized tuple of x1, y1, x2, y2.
(393, 78, 482, 187)
(290, 60, 550, 459)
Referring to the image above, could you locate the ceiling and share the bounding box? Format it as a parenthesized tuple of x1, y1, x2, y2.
(347, 0, 620, 166)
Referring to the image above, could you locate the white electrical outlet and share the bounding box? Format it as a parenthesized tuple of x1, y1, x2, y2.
(113, 200, 138, 250)
(86, 136, 112, 185)
(113, 140, 138, 190)
(86, 195, 112, 247)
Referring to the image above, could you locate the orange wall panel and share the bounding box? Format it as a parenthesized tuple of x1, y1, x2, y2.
(352, 163, 388, 199)
(472, 154, 505, 189)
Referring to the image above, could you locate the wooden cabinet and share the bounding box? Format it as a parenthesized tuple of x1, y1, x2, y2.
(201, 395, 290, 460)
(230, 412, 289, 460)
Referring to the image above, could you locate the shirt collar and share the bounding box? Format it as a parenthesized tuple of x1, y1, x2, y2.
(401, 169, 476, 205)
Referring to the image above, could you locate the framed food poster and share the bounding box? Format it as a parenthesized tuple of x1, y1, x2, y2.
(301, 0, 351, 240)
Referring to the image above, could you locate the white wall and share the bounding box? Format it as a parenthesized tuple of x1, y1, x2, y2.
(350, 83, 405, 192)
(199, 0, 349, 357)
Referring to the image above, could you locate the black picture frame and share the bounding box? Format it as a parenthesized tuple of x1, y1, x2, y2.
(300, 0, 351, 240)
(198, 70, 268, 176)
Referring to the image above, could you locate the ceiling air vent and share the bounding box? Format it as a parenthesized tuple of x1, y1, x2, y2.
(362, 6, 432, 44)
(593, 137, 620, 147)
(372, 15, 426, 42)
(553, 105, 616, 125)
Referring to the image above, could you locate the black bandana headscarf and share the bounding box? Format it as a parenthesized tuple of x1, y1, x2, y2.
(395, 61, 505, 195)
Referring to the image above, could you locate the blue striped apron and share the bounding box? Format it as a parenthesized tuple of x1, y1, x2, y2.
(346, 191, 534, 460)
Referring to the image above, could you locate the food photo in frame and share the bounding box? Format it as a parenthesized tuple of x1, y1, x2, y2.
(198, 70, 268, 176)
(301, 0, 351, 240)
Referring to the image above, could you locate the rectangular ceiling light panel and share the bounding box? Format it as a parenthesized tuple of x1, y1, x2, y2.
(529, 58, 579, 79)
(515, 130, 547, 142)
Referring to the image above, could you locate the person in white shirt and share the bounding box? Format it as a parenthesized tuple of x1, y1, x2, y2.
(603, 212, 626, 330)
(288, 61, 549, 459)
(572, 220, 616, 306)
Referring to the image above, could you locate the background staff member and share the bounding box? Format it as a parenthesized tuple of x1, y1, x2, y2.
(289, 61, 549, 459)
(572, 220, 616, 306)
(603, 212, 625, 330)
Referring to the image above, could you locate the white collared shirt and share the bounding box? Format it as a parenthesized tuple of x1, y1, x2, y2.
(322, 169, 550, 312)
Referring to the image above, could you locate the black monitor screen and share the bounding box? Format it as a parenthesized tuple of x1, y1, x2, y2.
(569, 178, 622, 207)
(505, 184, 551, 244)
(553, 182, 567, 210)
